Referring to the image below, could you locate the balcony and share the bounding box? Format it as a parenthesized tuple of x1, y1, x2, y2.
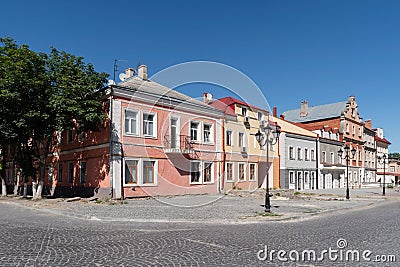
(164, 135, 196, 155)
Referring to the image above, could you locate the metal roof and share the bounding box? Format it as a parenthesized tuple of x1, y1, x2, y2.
(282, 101, 347, 122)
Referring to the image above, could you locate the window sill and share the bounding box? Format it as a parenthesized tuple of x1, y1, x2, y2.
(237, 179, 246, 183)
(124, 133, 140, 137)
(226, 180, 235, 183)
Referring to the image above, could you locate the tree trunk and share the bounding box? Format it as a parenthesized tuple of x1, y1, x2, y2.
(1, 176, 6, 196)
(32, 180, 37, 198)
(35, 180, 43, 199)
(23, 183, 27, 198)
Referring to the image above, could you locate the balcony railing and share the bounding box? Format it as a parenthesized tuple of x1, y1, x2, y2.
(163, 135, 195, 154)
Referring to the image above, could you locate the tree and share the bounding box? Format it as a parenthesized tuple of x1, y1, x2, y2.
(389, 153, 400, 160)
(0, 37, 108, 198)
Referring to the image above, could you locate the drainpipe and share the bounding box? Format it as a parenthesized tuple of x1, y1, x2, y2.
(221, 117, 226, 193)
(109, 87, 114, 198)
(316, 135, 319, 190)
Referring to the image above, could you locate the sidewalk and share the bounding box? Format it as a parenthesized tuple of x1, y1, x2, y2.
(0, 189, 392, 224)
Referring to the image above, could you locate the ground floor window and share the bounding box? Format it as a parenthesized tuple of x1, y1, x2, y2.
(190, 161, 214, 184)
(80, 162, 87, 183)
(68, 162, 74, 183)
(226, 163, 233, 182)
(249, 163, 256, 181)
(289, 171, 294, 184)
(124, 158, 157, 186)
(57, 163, 63, 182)
(238, 163, 245, 181)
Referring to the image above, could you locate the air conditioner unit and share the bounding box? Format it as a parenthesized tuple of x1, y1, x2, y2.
(260, 120, 267, 127)
(241, 146, 247, 153)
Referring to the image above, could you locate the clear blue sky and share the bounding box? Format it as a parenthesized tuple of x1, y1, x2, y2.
(1, 0, 399, 151)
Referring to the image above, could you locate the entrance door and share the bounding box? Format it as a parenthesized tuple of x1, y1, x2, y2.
(170, 118, 178, 149)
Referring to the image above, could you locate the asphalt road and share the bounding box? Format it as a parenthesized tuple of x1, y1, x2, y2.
(0, 199, 399, 266)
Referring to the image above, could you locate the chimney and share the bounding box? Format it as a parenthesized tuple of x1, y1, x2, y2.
(203, 92, 214, 104)
(280, 114, 285, 120)
(365, 119, 372, 130)
(137, 65, 148, 80)
(125, 68, 135, 79)
(300, 101, 308, 117)
(273, 107, 277, 118)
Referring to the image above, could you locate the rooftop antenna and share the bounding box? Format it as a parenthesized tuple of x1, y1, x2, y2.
(113, 59, 128, 82)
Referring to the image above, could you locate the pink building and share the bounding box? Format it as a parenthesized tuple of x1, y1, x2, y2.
(33, 65, 225, 198)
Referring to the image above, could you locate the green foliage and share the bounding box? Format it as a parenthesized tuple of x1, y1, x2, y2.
(0, 36, 109, 182)
(389, 153, 400, 160)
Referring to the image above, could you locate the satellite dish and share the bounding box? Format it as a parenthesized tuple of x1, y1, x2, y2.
(119, 73, 126, 81)
(108, 80, 116, 85)
(206, 93, 213, 100)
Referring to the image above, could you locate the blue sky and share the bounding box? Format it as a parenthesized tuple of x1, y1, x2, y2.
(1, 0, 399, 151)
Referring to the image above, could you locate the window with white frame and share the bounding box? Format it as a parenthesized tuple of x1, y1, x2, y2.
(143, 113, 156, 137)
(304, 172, 309, 184)
(57, 163, 63, 182)
(203, 124, 212, 143)
(346, 123, 349, 133)
(190, 122, 200, 141)
(124, 159, 157, 186)
(257, 112, 263, 121)
(124, 110, 138, 135)
(239, 132, 244, 147)
(352, 125, 356, 135)
(330, 152, 334, 164)
(80, 162, 87, 183)
(68, 162, 74, 183)
(143, 161, 155, 184)
(241, 107, 247, 116)
(289, 172, 294, 184)
(47, 164, 53, 182)
(125, 160, 138, 184)
(238, 163, 245, 181)
(390, 166, 395, 172)
(304, 148, 309, 160)
(297, 147, 302, 160)
(203, 162, 213, 183)
(311, 149, 315, 161)
(190, 161, 201, 184)
(226, 163, 233, 181)
(289, 147, 294, 160)
(226, 130, 232, 146)
(322, 151, 326, 163)
(249, 163, 256, 181)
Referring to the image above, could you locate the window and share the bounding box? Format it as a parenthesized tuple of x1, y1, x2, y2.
(48, 164, 53, 182)
(58, 163, 63, 182)
(203, 124, 212, 143)
(249, 163, 256, 181)
(124, 110, 138, 135)
(226, 131, 232, 146)
(289, 147, 294, 160)
(143, 113, 155, 137)
(80, 162, 86, 183)
(226, 163, 233, 181)
(67, 129, 74, 143)
(352, 125, 356, 135)
(190, 161, 201, 184)
(239, 163, 245, 181)
(297, 147, 302, 160)
(346, 123, 349, 133)
(330, 152, 335, 164)
(241, 107, 247, 116)
(68, 162, 74, 183)
(322, 151, 326, 163)
(239, 132, 244, 147)
(311, 149, 315, 161)
(203, 162, 212, 183)
(359, 151, 362, 161)
(257, 112, 263, 121)
(289, 172, 294, 183)
(390, 166, 395, 172)
(143, 161, 155, 184)
(304, 148, 309, 161)
(190, 122, 199, 141)
(304, 172, 309, 184)
(125, 160, 138, 184)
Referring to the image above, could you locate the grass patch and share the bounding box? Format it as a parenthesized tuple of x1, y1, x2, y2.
(294, 191, 301, 195)
(254, 212, 283, 217)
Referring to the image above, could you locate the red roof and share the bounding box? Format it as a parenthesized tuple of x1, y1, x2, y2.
(375, 135, 391, 144)
(216, 96, 268, 113)
(209, 99, 236, 116)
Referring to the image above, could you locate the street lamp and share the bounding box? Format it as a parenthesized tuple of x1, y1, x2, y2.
(338, 145, 356, 200)
(377, 154, 387, 196)
(255, 121, 281, 212)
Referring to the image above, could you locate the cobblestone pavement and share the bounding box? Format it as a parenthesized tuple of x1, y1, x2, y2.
(0, 194, 399, 266)
(1, 193, 383, 223)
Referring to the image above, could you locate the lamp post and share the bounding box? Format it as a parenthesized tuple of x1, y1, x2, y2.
(255, 121, 281, 212)
(338, 145, 356, 200)
(378, 154, 387, 196)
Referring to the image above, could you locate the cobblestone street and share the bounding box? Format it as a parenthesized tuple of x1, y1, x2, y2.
(0, 190, 399, 266)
